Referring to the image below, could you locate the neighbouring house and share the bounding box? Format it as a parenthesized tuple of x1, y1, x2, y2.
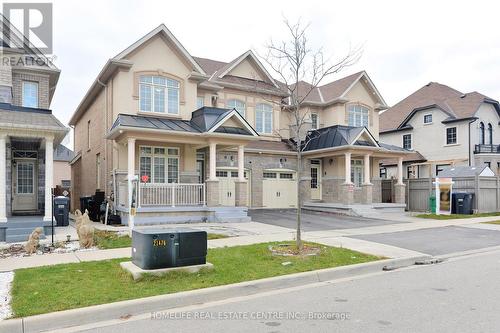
(53, 144, 74, 188)
(0, 20, 69, 241)
(438, 165, 495, 178)
(68, 24, 408, 225)
(380, 82, 500, 179)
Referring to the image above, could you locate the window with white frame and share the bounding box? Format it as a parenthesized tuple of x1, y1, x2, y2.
(347, 105, 369, 127)
(139, 75, 180, 114)
(424, 114, 432, 124)
(22, 81, 38, 108)
(446, 127, 457, 145)
(196, 96, 204, 109)
(139, 146, 179, 183)
(255, 103, 273, 134)
(311, 113, 319, 129)
(226, 99, 246, 118)
(350, 159, 364, 187)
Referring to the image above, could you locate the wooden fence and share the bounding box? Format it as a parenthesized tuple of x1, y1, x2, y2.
(383, 176, 500, 213)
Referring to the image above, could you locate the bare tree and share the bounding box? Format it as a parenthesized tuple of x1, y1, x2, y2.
(259, 18, 361, 250)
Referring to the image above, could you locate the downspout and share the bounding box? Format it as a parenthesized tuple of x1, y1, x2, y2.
(468, 118, 478, 166)
(96, 78, 108, 197)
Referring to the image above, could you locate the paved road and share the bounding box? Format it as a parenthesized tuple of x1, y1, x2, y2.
(351, 225, 500, 256)
(78, 250, 500, 332)
(249, 209, 404, 231)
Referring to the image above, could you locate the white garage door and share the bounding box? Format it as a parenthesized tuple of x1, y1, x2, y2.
(262, 171, 297, 208)
(217, 169, 250, 206)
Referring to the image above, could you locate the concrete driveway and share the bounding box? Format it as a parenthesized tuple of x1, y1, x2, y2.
(351, 225, 500, 256)
(248, 209, 405, 231)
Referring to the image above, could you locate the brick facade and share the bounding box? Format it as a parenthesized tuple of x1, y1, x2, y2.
(12, 72, 50, 109)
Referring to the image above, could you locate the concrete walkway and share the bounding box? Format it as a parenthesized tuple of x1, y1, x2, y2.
(1, 216, 499, 271)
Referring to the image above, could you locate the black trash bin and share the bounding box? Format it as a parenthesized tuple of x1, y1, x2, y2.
(79, 195, 92, 213)
(452, 192, 474, 215)
(53, 196, 70, 226)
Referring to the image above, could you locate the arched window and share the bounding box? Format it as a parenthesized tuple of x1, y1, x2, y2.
(347, 104, 369, 127)
(226, 99, 246, 118)
(480, 122, 485, 145)
(139, 75, 180, 114)
(255, 103, 273, 134)
(488, 123, 493, 145)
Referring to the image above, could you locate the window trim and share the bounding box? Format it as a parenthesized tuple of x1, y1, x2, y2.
(255, 103, 273, 134)
(226, 99, 246, 118)
(138, 74, 181, 115)
(350, 159, 364, 188)
(423, 114, 433, 124)
(446, 127, 457, 145)
(347, 104, 370, 127)
(311, 113, 319, 129)
(479, 122, 485, 145)
(402, 134, 412, 150)
(488, 123, 493, 145)
(22, 81, 39, 108)
(139, 145, 180, 184)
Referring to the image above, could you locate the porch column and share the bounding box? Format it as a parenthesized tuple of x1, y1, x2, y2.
(206, 142, 219, 206)
(361, 154, 373, 204)
(344, 152, 352, 184)
(43, 137, 54, 222)
(0, 134, 6, 222)
(235, 145, 247, 206)
(127, 138, 136, 230)
(395, 156, 406, 204)
(341, 152, 354, 205)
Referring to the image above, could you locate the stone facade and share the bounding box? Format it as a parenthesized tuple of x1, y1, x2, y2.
(339, 183, 355, 205)
(394, 183, 406, 204)
(234, 180, 248, 206)
(372, 178, 382, 203)
(361, 183, 373, 204)
(322, 177, 343, 203)
(205, 180, 219, 206)
(12, 72, 50, 109)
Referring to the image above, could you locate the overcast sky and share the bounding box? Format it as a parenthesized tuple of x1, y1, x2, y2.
(34, 0, 500, 147)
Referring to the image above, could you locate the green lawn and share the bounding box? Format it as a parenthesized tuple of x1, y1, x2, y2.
(11, 242, 380, 317)
(483, 220, 500, 225)
(415, 212, 500, 220)
(94, 230, 228, 249)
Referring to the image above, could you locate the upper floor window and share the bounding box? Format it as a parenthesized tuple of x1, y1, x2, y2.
(196, 96, 204, 109)
(446, 127, 457, 145)
(488, 123, 493, 145)
(139, 75, 179, 114)
(347, 104, 369, 127)
(255, 103, 273, 134)
(311, 113, 319, 129)
(226, 99, 246, 118)
(22, 81, 38, 108)
(424, 114, 432, 124)
(403, 134, 412, 150)
(479, 122, 485, 144)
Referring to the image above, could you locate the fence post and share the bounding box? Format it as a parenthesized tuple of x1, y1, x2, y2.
(172, 183, 176, 208)
(474, 174, 480, 212)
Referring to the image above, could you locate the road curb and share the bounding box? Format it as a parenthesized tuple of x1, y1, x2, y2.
(1, 254, 431, 333)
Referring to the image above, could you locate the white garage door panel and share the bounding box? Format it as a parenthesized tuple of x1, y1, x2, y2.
(262, 171, 297, 208)
(217, 169, 250, 206)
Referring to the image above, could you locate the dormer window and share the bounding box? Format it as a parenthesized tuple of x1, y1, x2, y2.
(139, 75, 179, 114)
(22, 81, 38, 108)
(347, 104, 369, 127)
(226, 99, 246, 118)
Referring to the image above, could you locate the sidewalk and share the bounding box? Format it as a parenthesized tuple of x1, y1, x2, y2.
(1, 216, 498, 271)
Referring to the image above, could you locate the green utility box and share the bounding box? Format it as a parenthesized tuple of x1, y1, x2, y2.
(429, 195, 436, 214)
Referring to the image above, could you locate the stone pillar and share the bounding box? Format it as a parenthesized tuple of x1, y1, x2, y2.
(237, 145, 245, 181)
(361, 184, 373, 204)
(340, 183, 354, 205)
(397, 156, 404, 185)
(205, 180, 219, 206)
(394, 183, 406, 204)
(43, 137, 54, 221)
(364, 154, 371, 185)
(234, 180, 247, 206)
(127, 137, 136, 230)
(0, 134, 6, 222)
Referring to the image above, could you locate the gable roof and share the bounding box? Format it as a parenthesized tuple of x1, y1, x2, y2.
(380, 82, 500, 132)
(54, 144, 74, 162)
(114, 24, 205, 75)
(290, 71, 387, 108)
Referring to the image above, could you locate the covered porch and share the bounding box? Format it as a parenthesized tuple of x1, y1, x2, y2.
(106, 108, 259, 225)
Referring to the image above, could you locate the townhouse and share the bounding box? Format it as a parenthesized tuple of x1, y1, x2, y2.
(69, 24, 408, 224)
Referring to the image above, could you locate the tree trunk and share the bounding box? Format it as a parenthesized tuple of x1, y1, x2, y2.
(296, 150, 302, 250)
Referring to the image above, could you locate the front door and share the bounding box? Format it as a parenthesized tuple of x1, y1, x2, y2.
(310, 160, 322, 200)
(12, 160, 38, 212)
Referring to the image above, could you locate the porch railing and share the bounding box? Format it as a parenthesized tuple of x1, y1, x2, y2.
(139, 183, 206, 207)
